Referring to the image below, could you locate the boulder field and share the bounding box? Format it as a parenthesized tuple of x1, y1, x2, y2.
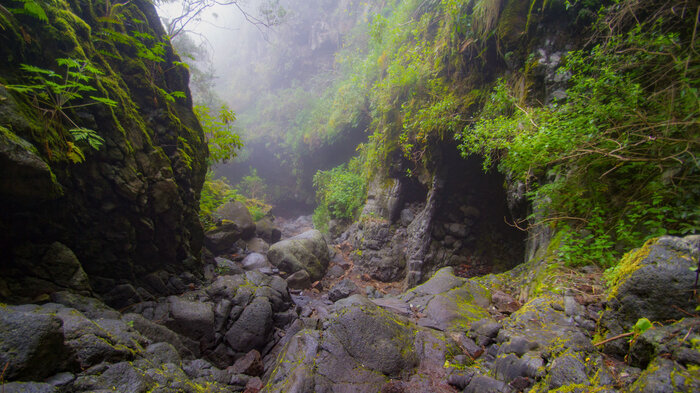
(1, 224, 698, 392)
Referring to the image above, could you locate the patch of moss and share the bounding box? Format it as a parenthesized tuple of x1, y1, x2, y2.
(605, 237, 657, 299)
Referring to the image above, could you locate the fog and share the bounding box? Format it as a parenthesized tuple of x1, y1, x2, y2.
(156, 0, 373, 214)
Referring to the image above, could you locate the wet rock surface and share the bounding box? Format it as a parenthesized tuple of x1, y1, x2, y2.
(1, 215, 698, 393)
(267, 229, 330, 280)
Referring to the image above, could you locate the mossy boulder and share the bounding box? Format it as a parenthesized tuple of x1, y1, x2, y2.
(0, 306, 72, 381)
(599, 236, 699, 357)
(265, 295, 432, 392)
(627, 357, 700, 393)
(268, 229, 330, 280)
(213, 200, 255, 238)
(398, 267, 492, 331)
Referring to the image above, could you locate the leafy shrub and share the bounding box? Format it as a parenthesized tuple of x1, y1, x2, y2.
(194, 104, 242, 165)
(237, 168, 268, 201)
(199, 171, 240, 229)
(199, 171, 272, 229)
(312, 159, 366, 232)
(457, 2, 699, 266)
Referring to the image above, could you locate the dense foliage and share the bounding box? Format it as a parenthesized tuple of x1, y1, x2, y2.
(457, 0, 699, 266)
(312, 159, 366, 232)
(197, 0, 697, 267)
(199, 171, 271, 228)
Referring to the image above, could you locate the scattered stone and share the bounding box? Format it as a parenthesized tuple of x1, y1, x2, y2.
(214, 257, 243, 275)
(286, 270, 312, 289)
(230, 349, 264, 376)
(103, 283, 142, 309)
(255, 217, 282, 244)
(205, 222, 247, 254)
(492, 290, 521, 314)
(464, 375, 509, 393)
(145, 342, 181, 365)
(165, 296, 215, 347)
(244, 376, 264, 392)
(241, 253, 269, 271)
(225, 296, 273, 353)
(547, 352, 589, 389)
(247, 237, 270, 254)
(447, 368, 475, 389)
(45, 372, 75, 387)
(328, 279, 358, 302)
(399, 208, 415, 226)
(325, 264, 345, 279)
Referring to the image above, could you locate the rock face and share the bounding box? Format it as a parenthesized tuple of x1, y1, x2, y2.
(0, 0, 207, 303)
(268, 230, 330, 280)
(341, 154, 527, 288)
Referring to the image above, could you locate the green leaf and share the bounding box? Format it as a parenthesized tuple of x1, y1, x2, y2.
(633, 318, 653, 334)
(4, 84, 42, 93)
(57, 58, 81, 69)
(90, 96, 118, 107)
(23, 0, 47, 22)
(19, 64, 56, 77)
(172, 61, 190, 70)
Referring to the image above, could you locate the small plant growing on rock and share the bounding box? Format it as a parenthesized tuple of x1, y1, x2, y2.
(4, 58, 117, 162)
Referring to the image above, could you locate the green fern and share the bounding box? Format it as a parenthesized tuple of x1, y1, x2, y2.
(8, 0, 48, 22)
(4, 58, 117, 162)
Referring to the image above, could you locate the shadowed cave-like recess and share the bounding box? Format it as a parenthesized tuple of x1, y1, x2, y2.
(416, 145, 528, 280)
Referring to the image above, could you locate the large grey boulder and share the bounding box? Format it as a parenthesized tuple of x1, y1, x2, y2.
(0, 306, 71, 380)
(599, 236, 700, 357)
(204, 223, 246, 254)
(264, 294, 462, 392)
(267, 230, 330, 280)
(225, 296, 273, 353)
(328, 296, 418, 377)
(255, 218, 281, 244)
(214, 201, 255, 238)
(397, 267, 492, 332)
(165, 296, 216, 349)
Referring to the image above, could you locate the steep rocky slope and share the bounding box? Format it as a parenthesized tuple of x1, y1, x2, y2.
(0, 0, 207, 303)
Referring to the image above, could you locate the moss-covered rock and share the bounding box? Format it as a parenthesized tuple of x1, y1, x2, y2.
(0, 305, 72, 381)
(264, 294, 462, 392)
(599, 236, 699, 358)
(268, 229, 330, 280)
(0, 0, 208, 303)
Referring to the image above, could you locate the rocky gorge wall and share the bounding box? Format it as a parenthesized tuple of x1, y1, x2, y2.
(0, 0, 208, 304)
